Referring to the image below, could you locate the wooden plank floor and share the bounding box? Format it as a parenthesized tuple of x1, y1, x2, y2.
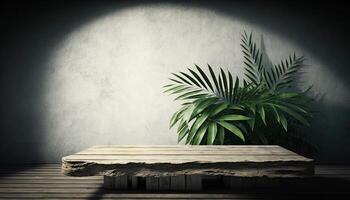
(0, 164, 350, 199)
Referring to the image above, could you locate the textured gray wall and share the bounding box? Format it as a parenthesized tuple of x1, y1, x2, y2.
(1, 1, 349, 163)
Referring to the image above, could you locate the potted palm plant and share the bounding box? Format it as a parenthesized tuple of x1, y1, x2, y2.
(163, 32, 313, 146)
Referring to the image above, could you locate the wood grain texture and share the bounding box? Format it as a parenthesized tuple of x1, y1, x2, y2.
(186, 175, 202, 191)
(62, 145, 314, 177)
(0, 164, 349, 199)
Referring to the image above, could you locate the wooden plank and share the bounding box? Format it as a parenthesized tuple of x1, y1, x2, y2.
(0, 176, 102, 180)
(79, 147, 295, 152)
(0, 193, 262, 199)
(131, 176, 138, 189)
(120, 175, 128, 189)
(159, 176, 170, 191)
(64, 153, 306, 157)
(0, 164, 349, 199)
(170, 175, 185, 191)
(78, 150, 295, 155)
(146, 177, 159, 191)
(0, 183, 102, 188)
(0, 181, 103, 185)
(103, 175, 129, 189)
(0, 168, 61, 171)
(63, 155, 311, 161)
(114, 176, 121, 189)
(62, 145, 314, 178)
(92, 145, 283, 148)
(186, 175, 202, 191)
(103, 175, 114, 189)
(0, 172, 62, 175)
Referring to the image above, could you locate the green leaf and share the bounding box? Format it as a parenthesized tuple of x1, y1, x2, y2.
(217, 121, 245, 142)
(177, 119, 187, 132)
(191, 97, 218, 119)
(180, 72, 201, 87)
(188, 68, 208, 90)
(187, 112, 210, 143)
(207, 122, 217, 145)
(247, 117, 255, 131)
(218, 75, 225, 98)
(209, 103, 229, 117)
(170, 86, 191, 95)
(183, 93, 210, 100)
(182, 104, 195, 123)
(218, 126, 225, 144)
(270, 104, 281, 123)
(174, 89, 203, 100)
(235, 122, 248, 135)
(162, 84, 174, 88)
(196, 64, 214, 92)
(172, 73, 192, 85)
(228, 105, 244, 111)
(276, 101, 309, 114)
(233, 77, 239, 103)
(257, 105, 266, 125)
(178, 124, 189, 142)
(244, 73, 257, 85)
(169, 111, 179, 128)
(279, 112, 288, 131)
(271, 67, 277, 84)
(247, 104, 255, 114)
(169, 106, 187, 128)
(277, 92, 299, 99)
(275, 104, 310, 126)
(169, 78, 182, 84)
(218, 114, 251, 121)
(228, 72, 234, 102)
(221, 68, 229, 100)
(163, 85, 185, 93)
(193, 123, 209, 145)
(208, 64, 220, 93)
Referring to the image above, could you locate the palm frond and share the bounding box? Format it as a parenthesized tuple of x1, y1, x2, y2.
(164, 31, 313, 147)
(241, 32, 305, 92)
(164, 65, 251, 144)
(266, 54, 305, 91)
(241, 31, 264, 85)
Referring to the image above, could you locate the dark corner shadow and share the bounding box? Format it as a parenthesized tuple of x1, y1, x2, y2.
(86, 176, 350, 199)
(0, 164, 42, 179)
(257, 29, 350, 164)
(277, 176, 350, 195)
(229, 177, 350, 197)
(257, 35, 315, 158)
(0, 0, 151, 164)
(199, 0, 350, 87)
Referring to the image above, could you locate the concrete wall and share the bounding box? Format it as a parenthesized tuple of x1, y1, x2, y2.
(1, 1, 349, 163)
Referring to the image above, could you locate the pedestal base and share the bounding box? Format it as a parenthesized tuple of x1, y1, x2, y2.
(103, 175, 202, 191)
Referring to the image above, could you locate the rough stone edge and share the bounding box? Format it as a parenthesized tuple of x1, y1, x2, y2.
(62, 159, 314, 178)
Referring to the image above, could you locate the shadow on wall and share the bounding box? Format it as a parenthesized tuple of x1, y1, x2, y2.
(0, 0, 349, 163)
(0, 1, 135, 163)
(259, 35, 350, 162)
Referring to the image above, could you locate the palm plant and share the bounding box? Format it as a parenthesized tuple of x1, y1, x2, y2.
(163, 32, 313, 145)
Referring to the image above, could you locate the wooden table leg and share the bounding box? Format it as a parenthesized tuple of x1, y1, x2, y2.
(186, 175, 202, 191)
(103, 175, 128, 189)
